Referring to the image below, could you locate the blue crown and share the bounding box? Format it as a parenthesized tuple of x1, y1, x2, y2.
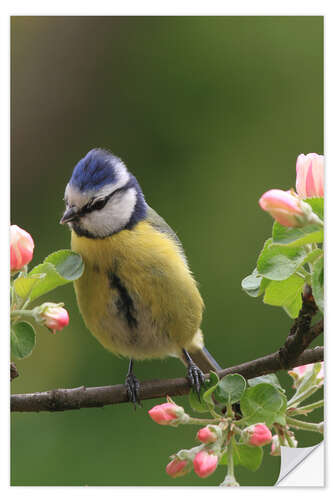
(69, 149, 124, 192)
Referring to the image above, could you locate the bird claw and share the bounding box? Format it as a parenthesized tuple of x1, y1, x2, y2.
(125, 372, 141, 409)
(187, 363, 205, 400)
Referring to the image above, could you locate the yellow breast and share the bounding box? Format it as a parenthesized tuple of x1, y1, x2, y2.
(71, 220, 204, 360)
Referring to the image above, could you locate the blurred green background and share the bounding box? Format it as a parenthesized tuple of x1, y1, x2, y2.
(11, 16, 323, 486)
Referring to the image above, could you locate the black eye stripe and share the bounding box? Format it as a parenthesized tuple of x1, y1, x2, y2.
(80, 187, 126, 215)
(89, 198, 108, 211)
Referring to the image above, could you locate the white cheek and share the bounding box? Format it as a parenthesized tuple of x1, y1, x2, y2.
(106, 189, 137, 232)
(80, 188, 137, 237)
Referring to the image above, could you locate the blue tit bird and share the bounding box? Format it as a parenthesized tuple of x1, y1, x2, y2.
(60, 148, 221, 405)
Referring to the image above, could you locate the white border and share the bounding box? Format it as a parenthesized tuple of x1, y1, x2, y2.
(0, 0, 330, 15)
(2, 2, 332, 499)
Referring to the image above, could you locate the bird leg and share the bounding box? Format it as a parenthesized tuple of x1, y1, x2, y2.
(125, 359, 141, 408)
(182, 348, 205, 399)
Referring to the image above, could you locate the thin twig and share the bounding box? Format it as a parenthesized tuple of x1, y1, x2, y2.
(11, 346, 323, 413)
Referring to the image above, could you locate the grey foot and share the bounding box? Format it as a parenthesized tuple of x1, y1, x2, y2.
(125, 372, 141, 408)
(187, 363, 205, 399)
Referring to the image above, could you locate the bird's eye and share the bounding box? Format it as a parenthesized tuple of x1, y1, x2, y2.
(81, 197, 108, 215)
(81, 188, 125, 215)
(91, 198, 108, 211)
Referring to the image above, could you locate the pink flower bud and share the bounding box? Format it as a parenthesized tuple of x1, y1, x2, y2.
(148, 402, 184, 425)
(296, 153, 324, 199)
(288, 362, 324, 388)
(40, 303, 69, 334)
(289, 364, 308, 377)
(244, 424, 272, 447)
(193, 450, 218, 478)
(270, 435, 281, 456)
(259, 189, 308, 227)
(286, 432, 298, 448)
(197, 426, 218, 444)
(10, 225, 34, 272)
(166, 458, 190, 478)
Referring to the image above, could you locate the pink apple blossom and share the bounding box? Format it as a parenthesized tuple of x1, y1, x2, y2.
(148, 402, 184, 425)
(296, 153, 324, 199)
(288, 362, 324, 388)
(193, 450, 218, 478)
(244, 423, 272, 447)
(197, 426, 218, 444)
(166, 458, 189, 478)
(40, 303, 69, 334)
(10, 225, 34, 271)
(259, 189, 306, 227)
(270, 435, 281, 456)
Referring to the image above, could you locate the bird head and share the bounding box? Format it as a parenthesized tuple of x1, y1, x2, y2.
(61, 149, 147, 238)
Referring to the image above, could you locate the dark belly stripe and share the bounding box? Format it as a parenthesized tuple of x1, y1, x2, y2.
(107, 270, 138, 329)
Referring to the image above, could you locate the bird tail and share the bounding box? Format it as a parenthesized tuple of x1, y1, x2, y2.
(185, 346, 222, 373)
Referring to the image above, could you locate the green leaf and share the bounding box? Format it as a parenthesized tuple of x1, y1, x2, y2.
(44, 250, 84, 280)
(240, 383, 287, 426)
(304, 198, 324, 220)
(11, 322, 36, 359)
(263, 274, 304, 318)
(282, 294, 303, 319)
(273, 394, 287, 426)
(241, 268, 270, 297)
(248, 374, 285, 393)
(27, 250, 84, 301)
(28, 262, 65, 301)
(220, 441, 263, 471)
(13, 273, 46, 300)
(272, 221, 323, 248)
(214, 374, 246, 406)
(189, 371, 219, 413)
(312, 255, 324, 313)
(301, 248, 323, 266)
(188, 390, 209, 413)
(235, 444, 263, 472)
(257, 238, 307, 280)
(219, 448, 235, 466)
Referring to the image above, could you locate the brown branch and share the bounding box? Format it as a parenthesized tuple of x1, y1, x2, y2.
(10, 362, 19, 382)
(280, 318, 323, 364)
(279, 285, 323, 368)
(11, 346, 323, 413)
